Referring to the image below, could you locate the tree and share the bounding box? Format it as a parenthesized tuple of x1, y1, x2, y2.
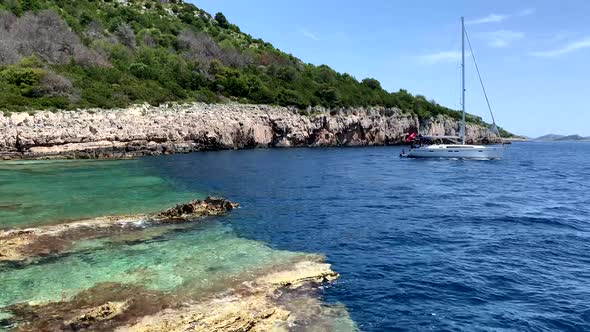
(278, 88, 305, 108)
(361, 78, 381, 90)
(316, 85, 340, 107)
(214, 12, 229, 29)
(277, 66, 299, 82)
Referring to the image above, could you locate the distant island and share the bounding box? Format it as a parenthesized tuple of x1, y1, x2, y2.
(534, 134, 590, 141)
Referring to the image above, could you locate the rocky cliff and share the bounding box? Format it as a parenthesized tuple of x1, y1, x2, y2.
(0, 103, 501, 159)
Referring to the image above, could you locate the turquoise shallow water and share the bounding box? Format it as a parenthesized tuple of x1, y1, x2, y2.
(0, 222, 301, 308)
(0, 160, 202, 229)
(0, 158, 353, 331)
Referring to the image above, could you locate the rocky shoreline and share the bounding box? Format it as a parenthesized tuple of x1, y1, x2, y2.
(0, 103, 501, 160)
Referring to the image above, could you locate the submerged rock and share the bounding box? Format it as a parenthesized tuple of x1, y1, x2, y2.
(67, 301, 128, 330)
(6, 283, 170, 332)
(0, 196, 238, 262)
(118, 259, 343, 332)
(118, 294, 291, 332)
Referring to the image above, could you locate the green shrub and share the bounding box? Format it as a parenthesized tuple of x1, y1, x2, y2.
(21, 0, 41, 12)
(278, 88, 305, 108)
(128, 63, 152, 79)
(1, 67, 45, 87)
(0, 65, 47, 98)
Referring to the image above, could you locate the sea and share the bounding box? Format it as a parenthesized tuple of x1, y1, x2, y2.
(1, 141, 589, 331)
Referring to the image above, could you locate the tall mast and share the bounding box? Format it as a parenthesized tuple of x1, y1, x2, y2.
(461, 16, 466, 145)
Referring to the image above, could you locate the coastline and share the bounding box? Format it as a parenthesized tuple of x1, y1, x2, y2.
(0, 103, 502, 160)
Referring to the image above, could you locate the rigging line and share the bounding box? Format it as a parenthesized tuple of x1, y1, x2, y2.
(456, 62, 462, 109)
(454, 33, 462, 110)
(463, 27, 498, 131)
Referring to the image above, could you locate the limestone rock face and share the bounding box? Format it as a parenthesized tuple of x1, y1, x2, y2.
(0, 103, 501, 159)
(420, 114, 499, 144)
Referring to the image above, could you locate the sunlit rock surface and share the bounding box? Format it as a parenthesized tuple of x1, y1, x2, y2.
(119, 259, 347, 332)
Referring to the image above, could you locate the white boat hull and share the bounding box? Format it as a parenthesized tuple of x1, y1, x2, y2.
(402, 144, 504, 159)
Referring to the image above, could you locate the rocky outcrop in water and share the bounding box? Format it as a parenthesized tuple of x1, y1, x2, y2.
(0, 196, 237, 262)
(0, 103, 501, 159)
(156, 197, 239, 221)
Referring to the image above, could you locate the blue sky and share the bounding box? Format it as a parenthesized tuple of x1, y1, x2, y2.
(194, 1, 590, 137)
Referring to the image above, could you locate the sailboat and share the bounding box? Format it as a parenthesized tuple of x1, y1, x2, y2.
(401, 17, 505, 160)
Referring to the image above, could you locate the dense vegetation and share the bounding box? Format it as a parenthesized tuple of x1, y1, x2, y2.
(0, 0, 511, 136)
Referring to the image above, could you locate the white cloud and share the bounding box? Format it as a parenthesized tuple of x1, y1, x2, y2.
(484, 30, 525, 48)
(301, 29, 320, 41)
(518, 8, 535, 16)
(543, 31, 570, 44)
(466, 8, 534, 25)
(417, 51, 470, 65)
(531, 37, 590, 57)
(467, 13, 508, 25)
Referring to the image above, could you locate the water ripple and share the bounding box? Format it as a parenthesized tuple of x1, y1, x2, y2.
(142, 142, 590, 331)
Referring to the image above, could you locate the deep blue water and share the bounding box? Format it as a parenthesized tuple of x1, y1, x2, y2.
(147, 142, 590, 331)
